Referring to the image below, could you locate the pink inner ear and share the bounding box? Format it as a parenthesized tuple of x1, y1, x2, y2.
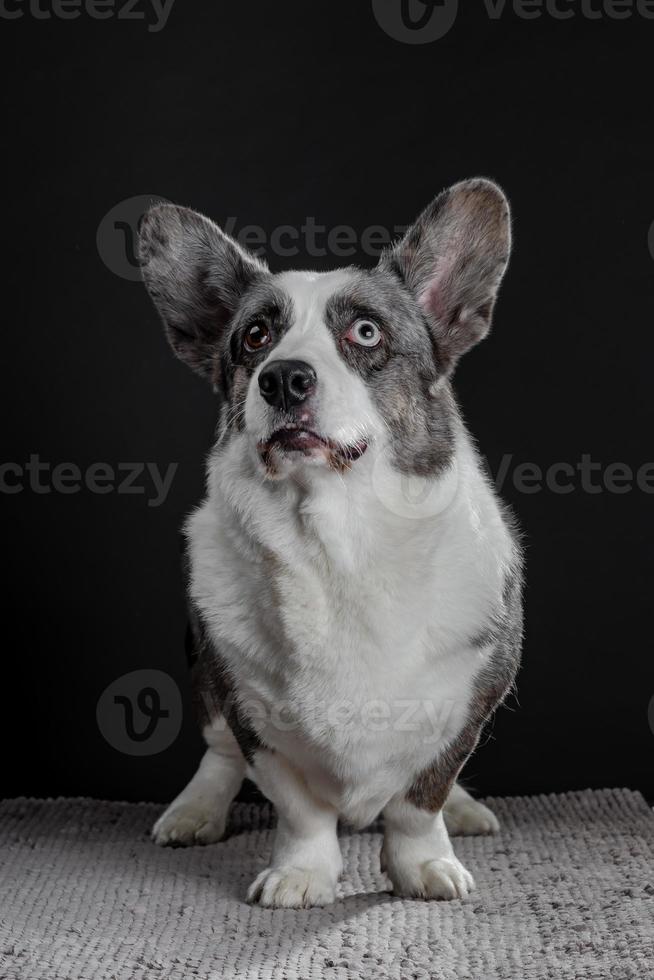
(417, 254, 456, 322)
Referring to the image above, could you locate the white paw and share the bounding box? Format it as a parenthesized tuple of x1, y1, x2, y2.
(391, 855, 475, 901)
(152, 801, 227, 846)
(443, 797, 500, 837)
(246, 867, 336, 908)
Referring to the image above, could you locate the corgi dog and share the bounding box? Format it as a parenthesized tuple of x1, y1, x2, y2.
(139, 178, 523, 908)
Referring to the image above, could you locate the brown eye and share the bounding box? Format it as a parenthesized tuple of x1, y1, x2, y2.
(244, 322, 271, 352)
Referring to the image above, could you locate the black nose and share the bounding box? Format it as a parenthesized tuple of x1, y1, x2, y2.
(258, 359, 317, 410)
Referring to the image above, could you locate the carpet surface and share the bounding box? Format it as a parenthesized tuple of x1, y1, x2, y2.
(0, 789, 652, 980)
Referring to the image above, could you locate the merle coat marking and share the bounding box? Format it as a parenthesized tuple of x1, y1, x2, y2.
(139, 178, 523, 907)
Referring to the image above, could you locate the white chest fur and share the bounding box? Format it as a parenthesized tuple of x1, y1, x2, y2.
(186, 430, 514, 826)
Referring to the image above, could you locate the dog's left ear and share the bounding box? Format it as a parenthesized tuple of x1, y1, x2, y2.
(384, 178, 511, 375)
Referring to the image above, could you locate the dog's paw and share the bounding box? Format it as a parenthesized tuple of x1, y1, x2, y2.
(246, 867, 336, 908)
(443, 796, 500, 837)
(152, 801, 227, 846)
(390, 855, 475, 901)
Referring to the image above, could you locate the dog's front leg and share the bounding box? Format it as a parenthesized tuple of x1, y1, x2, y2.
(152, 717, 245, 846)
(382, 733, 481, 900)
(382, 796, 474, 901)
(246, 751, 342, 908)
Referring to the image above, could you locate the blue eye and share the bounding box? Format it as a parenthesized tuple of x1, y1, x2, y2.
(348, 319, 382, 348)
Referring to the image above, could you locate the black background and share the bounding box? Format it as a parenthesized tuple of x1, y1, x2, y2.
(2, 0, 653, 805)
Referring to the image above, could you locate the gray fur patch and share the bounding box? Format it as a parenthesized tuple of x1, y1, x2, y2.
(138, 204, 268, 383)
(470, 558, 524, 651)
(324, 268, 456, 477)
(407, 559, 524, 813)
(217, 281, 294, 433)
(183, 557, 263, 763)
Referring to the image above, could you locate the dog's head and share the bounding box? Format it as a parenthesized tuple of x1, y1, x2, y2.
(139, 179, 511, 481)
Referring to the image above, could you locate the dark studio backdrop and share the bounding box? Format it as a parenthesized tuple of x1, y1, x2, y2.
(2, 0, 653, 805)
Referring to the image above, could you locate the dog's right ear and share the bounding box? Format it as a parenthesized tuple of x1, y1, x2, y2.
(139, 204, 268, 381)
(383, 179, 511, 377)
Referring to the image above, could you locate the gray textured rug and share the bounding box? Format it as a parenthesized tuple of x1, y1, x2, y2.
(0, 790, 652, 980)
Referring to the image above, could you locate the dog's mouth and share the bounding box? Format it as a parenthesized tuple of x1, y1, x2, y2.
(258, 425, 368, 472)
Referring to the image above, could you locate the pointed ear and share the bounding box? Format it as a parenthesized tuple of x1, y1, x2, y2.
(385, 178, 511, 375)
(138, 204, 268, 381)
